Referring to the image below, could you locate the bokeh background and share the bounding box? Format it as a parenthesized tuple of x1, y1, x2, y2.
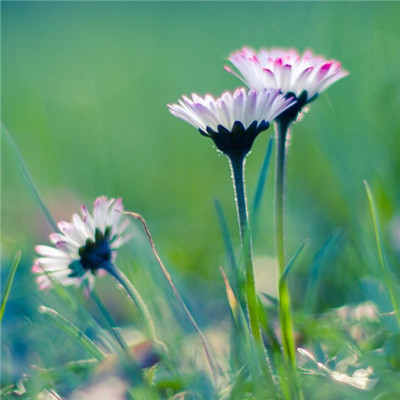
(2, 1, 400, 394)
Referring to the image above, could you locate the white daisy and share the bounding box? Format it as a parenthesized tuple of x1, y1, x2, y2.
(32, 196, 131, 291)
(168, 88, 294, 156)
(226, 47, 348, 105)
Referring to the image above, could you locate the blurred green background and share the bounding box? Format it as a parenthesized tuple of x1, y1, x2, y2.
(3, 0, 400, 298)
(2, 1, 400, 390)
(3, 0, 400, 274)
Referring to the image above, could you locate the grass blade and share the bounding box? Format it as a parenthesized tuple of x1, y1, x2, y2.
(304, 230, 342, 311)
(279, 240, 307, 288)
(90, 288, 129, 354)
(260, 293, 278, 307)
(278, 240, 306, 400)
(39, 305, 106, 360)
(364, 180, 400, 329)
(0, 251, 22, 323)
(214, 199, 238, 275)
(1, 124, 59, 232)
(252, 136, 274, 219)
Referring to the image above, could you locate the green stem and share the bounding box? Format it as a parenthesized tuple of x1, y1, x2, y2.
(229, 155, 275, 392)
(229, 156, 259, 338)
(106, 263, 157, 343)
(274, 120, 302, 400)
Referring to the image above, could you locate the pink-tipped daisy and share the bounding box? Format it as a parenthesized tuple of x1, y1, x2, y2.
(32, 196, 131, 292)
(168, 87, 294, 157)
(226, 47, 348, 121)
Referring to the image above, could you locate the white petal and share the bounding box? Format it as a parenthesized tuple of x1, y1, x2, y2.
(58, 221, 85, 246)
(93, 196, 109, 231)
(35, 245, 70, 259)
(34, 257, 71, 271)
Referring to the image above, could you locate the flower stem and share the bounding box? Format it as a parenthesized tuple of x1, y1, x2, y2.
(274, 120, 302, 400)
(229, 156, 259, 336)
(106, 263, 157, 343)
(229, 154, 275, 391)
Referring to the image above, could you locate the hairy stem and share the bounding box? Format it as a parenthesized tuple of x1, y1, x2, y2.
(229, 156, 260, 341)
(229, 155, 275, 392)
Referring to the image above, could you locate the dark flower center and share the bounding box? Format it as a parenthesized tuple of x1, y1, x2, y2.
(68, 227, 113, 278)
(199, 120, 269, 160)
(276, 90, 312, 124)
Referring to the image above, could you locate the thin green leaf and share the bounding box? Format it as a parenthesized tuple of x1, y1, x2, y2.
(309, 230, 341, 281)
(279, 240, 307, 288)
(277, 239, 307, 390)
(39, 305, 106, 360)
(304, 230, 342, 311)
(214, 199, 238, 274)
(252, 136, 274, 219)
(257, 298, 281, 354)
(1, 124, 58, 232)
(251, 136, 274, 220)
(90, 289, 128, 354)
(227, 365, 250, 399)
(1, 251, 22, 322)
(364, 180, 400, 329)
(260, 292, 278, 307)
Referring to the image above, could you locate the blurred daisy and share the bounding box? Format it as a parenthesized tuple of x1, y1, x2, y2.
(168, 87, 294, 158)
(226, 47, 348, 122)
(32, 196, 131, 292)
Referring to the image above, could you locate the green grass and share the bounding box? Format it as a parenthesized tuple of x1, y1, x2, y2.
(0, 251, 21, 323)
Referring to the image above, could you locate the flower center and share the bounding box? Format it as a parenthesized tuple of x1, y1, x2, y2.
(201, 120, 269, 159)
(276, 90, 309, 124)
(68, 227, 113, 277)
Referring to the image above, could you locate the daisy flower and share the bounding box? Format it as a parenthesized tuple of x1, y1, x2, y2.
(168, 87, 294, 158)
(32, 196, 131, 292)
(169, 88, 294, 358)
(226, 47, 348, 122)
